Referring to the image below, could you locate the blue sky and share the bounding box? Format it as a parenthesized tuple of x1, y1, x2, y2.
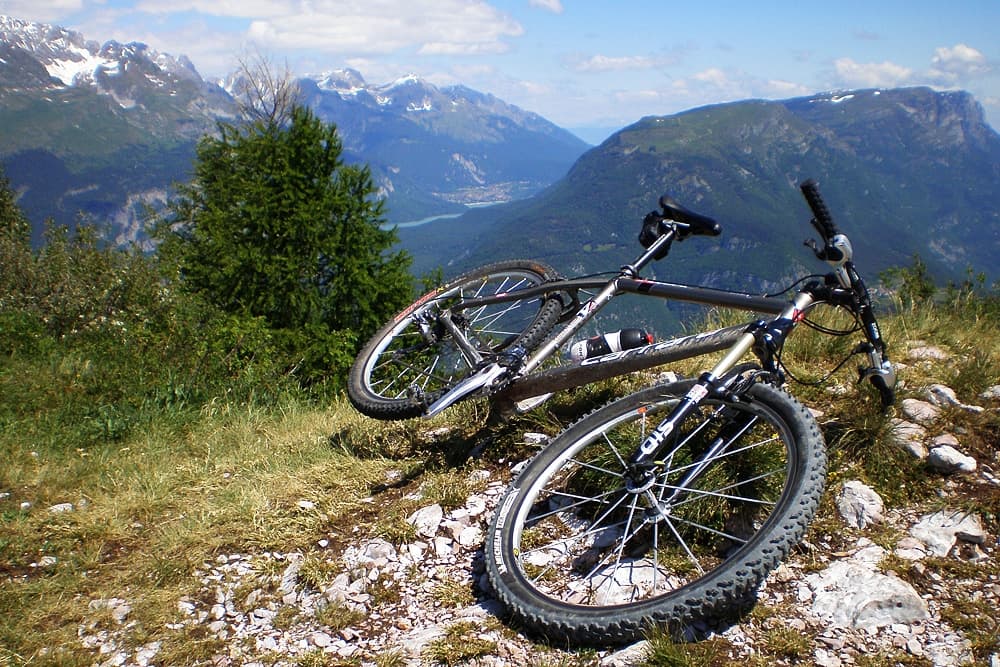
(4, 0, 998, 142)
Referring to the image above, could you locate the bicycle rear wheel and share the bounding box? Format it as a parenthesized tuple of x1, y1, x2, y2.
(485, 379, 826, 644)
(348, 260, 563, 420)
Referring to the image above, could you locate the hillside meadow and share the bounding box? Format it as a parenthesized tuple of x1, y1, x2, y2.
(1, 227, 999, 665)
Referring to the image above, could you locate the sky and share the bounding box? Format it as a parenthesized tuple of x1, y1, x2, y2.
(3, 0, 999, 143)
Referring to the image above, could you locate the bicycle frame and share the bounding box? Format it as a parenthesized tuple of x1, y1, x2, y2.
(418, 181, 893, 418)
(425, 224, 788, 415)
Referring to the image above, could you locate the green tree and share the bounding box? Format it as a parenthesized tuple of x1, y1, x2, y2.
(159, 104, 413, 384)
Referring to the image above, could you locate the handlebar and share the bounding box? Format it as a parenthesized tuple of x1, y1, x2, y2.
(799, 179, 839, 241)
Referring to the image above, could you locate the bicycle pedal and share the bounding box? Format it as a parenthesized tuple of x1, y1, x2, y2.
(423, 363, 507, 419)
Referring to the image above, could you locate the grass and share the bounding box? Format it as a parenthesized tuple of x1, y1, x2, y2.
(0, 400, 423, 663)
(3, 264, 999, 664)
(423, 621, 498, 665)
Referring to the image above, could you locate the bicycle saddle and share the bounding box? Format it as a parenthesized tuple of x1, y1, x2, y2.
(659, 195, 721, 236)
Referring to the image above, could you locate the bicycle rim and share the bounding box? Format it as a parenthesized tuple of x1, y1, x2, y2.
(488, 381, 824, 643)
(361, 268, 556, 406)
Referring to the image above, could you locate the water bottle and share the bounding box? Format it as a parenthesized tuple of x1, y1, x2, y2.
(568, 328, 653, 362)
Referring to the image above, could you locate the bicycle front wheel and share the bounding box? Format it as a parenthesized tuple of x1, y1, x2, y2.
(348, 260, 563, 420)
(486, 380, 826, 644)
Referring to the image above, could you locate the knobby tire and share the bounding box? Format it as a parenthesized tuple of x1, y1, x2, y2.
(485, 379, 826, 644)
(348, 260, 563, 420)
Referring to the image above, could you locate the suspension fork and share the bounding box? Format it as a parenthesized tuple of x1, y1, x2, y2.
(626, 289, 817, 474)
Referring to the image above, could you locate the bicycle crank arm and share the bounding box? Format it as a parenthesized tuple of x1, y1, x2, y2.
(423, 363, 508, 419)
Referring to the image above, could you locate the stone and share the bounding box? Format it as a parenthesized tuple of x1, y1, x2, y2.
(47, 502, 74, 513)
(901, 398, 940, 423)
(310, 631, 333, 648)
(927, 445, 977, 474)
(894, 537, 928, 561)
(837, 480, 884, 529)
(407, 504, 444, 538)
(297, 499, 316, 511)
(603, 640, 651, 666)
(909, 511, 986, 557)
(890, 419, 928, 459)
(523, 432, 550, 445)
(135, 642, 161, 667)
(979, 385, 1000, 401)
(925, 384, 960, 406)
(465, 495, 488, 517)
(360, 538, 397, 566)
(278, 556, 302, 596)
(907, 345, 947, 361)
(931, 433, 959, 447)
(807, 561, 928, 628)
(814, 647, 842, 667)
(457, 525, 483, 547)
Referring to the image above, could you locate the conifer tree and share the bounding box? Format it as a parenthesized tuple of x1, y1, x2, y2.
(160, 105, 413, 382)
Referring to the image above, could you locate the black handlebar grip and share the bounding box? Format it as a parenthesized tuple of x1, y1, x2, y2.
(799, 179, 839, 240)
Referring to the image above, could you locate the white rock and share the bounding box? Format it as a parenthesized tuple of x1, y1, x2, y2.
(837, 480, 884, 529)
(311, 631, 333, 647)
(910, 511, 986, 557)
(297, 499, 316, 510)
(807, 561, 928, 628)
(432, 536, 453, 557)
(927, 445, 977, 474)
(979, 385, 1000, 401)
(925, 384, 960, 406)
(894, 537, 928, 561)
(890, 419, 928, 459)
(814, 647, 842, 667)
(407, 504, 444, 538)
(602, 640, 651, 666)
(457, 525, 483, 547)
(931, 433, 960, 447)
(278, 556, 302, 596)
(523, 432, 550, 445)
(47, 502, 74, 513)
(901, 398, 940, 423)
(465, 495, 488, 517)
(135, 642, 161, 667)
(907, 345, 947, 360)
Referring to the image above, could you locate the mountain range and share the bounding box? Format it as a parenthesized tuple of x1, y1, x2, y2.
(401, 88, 1000, 285)
(3, 15, 999, 332)
(0, 15, 588, 244)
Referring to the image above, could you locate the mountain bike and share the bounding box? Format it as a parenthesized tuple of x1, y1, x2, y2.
(348, 181, 892, 421)
(348, 179, 896, 644)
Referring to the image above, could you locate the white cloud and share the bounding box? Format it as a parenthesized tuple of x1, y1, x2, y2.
(574, 54, 658, 72)
(833, 57, 913, 88)
(130, 0, 523, 57)
(529, 0, 563, 13)
(134, 0, 289, 18)
(928, 43, 991, 84)
(1, 0, 85, 22)
(243, 0, 522, 56)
